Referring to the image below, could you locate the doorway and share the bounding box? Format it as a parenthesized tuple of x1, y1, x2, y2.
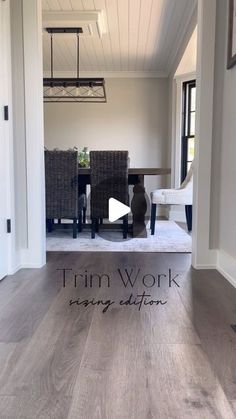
(2, 0, 217, 272)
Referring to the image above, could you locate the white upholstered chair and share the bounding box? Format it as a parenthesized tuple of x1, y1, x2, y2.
(150, 162, 193, 234)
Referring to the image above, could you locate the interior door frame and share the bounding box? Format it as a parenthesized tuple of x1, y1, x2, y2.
(6, 0, 45, 273)
(192, 0, 217, 268)
(7, 0, 218, 271)
(170, 0, 217, 269)
(0, 0, 14, 279)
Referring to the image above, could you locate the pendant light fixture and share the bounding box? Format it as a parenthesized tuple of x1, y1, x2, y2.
(43, 28, 106, 103)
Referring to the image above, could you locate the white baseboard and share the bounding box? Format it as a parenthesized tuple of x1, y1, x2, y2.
(191, 249, 236, 289)
(20, 263, 46, 269)
(216, 250, 236, 288)
(20, 248, 46, 269)
(169, 210, 186, 222)
(8, 265, 22, 275)
(157, 206, 168, 218)
(168, 205, 186, 223)
(6, 261, 45, 276)
(191, 249, 217, 269)
(193, 263, 217, 269)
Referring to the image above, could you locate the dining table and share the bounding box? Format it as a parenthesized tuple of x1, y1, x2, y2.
(78, 167, 171, 237)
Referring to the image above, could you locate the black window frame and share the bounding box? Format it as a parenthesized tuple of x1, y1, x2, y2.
(181, 79, 196, 182)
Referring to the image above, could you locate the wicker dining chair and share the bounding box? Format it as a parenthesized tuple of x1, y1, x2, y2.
(90, 150, 129, 239)
(45, 150, 84, 238)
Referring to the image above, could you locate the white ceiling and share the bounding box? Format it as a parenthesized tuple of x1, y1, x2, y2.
(42, 0, 197, 77)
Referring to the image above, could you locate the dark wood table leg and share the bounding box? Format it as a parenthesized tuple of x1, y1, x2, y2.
(131, 175, 147, 238)
(78, 177, 88, 225)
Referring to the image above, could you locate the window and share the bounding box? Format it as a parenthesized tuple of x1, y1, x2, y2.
(181, 80, 196, 182)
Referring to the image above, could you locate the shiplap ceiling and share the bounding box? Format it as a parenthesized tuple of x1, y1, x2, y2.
(42, 0, 197, 77)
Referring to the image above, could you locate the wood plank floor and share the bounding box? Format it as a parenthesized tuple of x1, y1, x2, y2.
(0, 252, 235, 418)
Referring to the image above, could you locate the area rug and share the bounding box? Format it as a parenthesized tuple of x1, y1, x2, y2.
(46, 221, 191, 253)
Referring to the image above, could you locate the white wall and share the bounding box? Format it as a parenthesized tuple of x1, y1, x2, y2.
(44, 78, 170, 204)
(0, 0, 14, 278)
(10, 0, 45, 270)
(167, 27, 197, 223)
(175, 27, 197, 77)
(210, 0, 226, 249)
(10, 0, 28, 250)
(219, 65, 236, 258)
(209, 0, 236, 286)
(215, 1, 236, 259)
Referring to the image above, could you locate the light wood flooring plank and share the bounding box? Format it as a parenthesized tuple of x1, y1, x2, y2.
(66, 253, 234, 419)
(0, 395, 72, 419)
(230, 401, 236, 416)
(0, 252, 235, 419)
(176, 267, 236, 401)
(0, 253, 104, 397)
(67, 305, 234, 419)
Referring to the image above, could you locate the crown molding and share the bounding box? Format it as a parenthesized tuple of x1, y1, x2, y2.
(174, 71, 196, 81)
(43, 70, 168, 79)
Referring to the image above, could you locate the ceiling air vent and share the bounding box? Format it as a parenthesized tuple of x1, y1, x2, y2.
(42, 10, 106, 39)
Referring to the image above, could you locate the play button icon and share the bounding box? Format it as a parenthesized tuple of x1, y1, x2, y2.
(109, 198, 131, 223)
